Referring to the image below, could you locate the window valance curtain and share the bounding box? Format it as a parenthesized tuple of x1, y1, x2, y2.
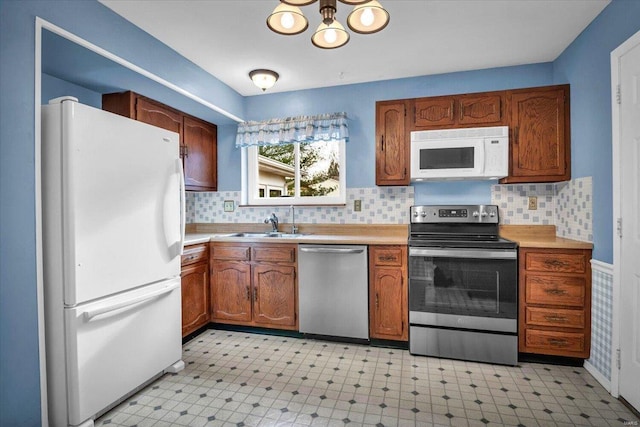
(235, 112, 348, 148)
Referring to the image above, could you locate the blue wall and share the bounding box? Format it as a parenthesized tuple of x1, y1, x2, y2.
(42, 73, 102, 107)
(553, 0, 640, 263)
(2, 0, 640, 424)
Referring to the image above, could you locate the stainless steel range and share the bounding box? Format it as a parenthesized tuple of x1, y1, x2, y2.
(408, 205, 518, 365)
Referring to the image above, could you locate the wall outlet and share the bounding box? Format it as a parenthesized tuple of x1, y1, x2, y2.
(528, 196, 538, 210)
(223, 200, 235, 212)
(354, 199, 362, 212)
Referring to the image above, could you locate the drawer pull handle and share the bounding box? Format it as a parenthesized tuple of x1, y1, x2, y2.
(379, 256, 397, 262)
(545, 259, 569, 268)
(548, 338, 569, 347)
(544, 315, 568, 323)
(545, 288, 568, 296)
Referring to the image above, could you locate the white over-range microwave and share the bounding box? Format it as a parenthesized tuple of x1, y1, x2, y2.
(410, 126, 509, 181)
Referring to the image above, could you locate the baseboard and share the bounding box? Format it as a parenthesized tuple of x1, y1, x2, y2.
(584, 360, 611, 393)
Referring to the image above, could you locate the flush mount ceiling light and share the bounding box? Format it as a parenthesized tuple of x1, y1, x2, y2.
(249, 69, 280, 91)
(267, 0, 389, 49)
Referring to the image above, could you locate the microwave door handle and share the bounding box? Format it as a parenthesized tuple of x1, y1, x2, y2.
(476, 141, 485, 174)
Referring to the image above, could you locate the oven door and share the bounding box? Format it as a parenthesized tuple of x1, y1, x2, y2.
(409, 247, 517, 330)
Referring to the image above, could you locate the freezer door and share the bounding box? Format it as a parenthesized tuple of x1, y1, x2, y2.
(47, 99, 183, 305)
(64, 279, 182, 426)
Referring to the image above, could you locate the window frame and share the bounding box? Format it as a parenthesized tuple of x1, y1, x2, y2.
(244, 140, 346, 206)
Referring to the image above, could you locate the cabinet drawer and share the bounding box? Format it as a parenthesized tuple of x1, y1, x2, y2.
(252, 246, 296, 263)
(372, 247, 403, 266)
(525, 329, 585, 353)
(211, 245, 251, 261)
(182, 244, 208, 266)
(525, 274, 585, 307)
(525, 306, 584, 329)
(525, 252, 586, 273)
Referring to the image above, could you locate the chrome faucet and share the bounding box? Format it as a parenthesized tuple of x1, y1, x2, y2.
(264, 213, 278, 232)
(290, 205, 298, 234)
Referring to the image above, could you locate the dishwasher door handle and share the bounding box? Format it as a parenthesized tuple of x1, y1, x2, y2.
(299, 247, 365, 254)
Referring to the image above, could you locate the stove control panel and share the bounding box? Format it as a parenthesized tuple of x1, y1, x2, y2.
(411, 205, 499, 223)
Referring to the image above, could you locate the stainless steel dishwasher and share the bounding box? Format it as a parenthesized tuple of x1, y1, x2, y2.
(298, 244, 369, 340)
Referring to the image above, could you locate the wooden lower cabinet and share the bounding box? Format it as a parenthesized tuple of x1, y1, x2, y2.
(210, 242, 298, 330)
(369, 245, 408, 341)
(253, 264, 296, 327)
(518, 247, 592, 358)
(181, 244, 210, 337)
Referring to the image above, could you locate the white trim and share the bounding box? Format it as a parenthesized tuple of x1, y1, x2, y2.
(590, 259, 613, 275)
(610, 27, 640, 400)
(34, 18, 49, 427)
(36, 18, 244, 123)
(584, 360, 611, 393)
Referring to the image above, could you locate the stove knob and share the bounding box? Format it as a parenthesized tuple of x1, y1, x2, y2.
(413, 211, 419, 217)
(481, 211, 488, 217)
(421, 211, 427, 217)
(472, 211, 479, 217)
(489, 211, 496, 217)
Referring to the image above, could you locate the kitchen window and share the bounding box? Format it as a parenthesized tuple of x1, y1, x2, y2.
(237, 113, 348, 206)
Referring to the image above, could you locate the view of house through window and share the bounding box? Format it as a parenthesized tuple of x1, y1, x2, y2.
(254, 140, 342, 203)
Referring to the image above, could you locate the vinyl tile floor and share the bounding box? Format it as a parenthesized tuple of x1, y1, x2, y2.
(96, 329, 640, 427)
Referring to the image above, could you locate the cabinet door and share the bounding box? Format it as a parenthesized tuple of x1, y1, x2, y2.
(181, 262, 209, 337)
(458, 94, 503, 125)
(376, 101, 409, 186)
(252, 264, 296, 328)
(508, 85, 570, 182)
(183, 115, 217, 191)
(370, 267, 407, 340)
(413, 97, 455, 128)
(210, 261, 252, 322)
(135, 97, 183, 136)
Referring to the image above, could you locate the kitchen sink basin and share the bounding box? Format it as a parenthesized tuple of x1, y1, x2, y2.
(229, 232, 307, 238)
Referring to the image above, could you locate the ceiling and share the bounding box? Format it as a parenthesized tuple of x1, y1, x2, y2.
(98, 0, 610, 97)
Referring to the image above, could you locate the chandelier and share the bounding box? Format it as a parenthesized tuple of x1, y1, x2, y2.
(267, 0, 390, 49)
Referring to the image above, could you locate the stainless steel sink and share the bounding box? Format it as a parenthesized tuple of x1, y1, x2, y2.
(229, 232, 307, 238)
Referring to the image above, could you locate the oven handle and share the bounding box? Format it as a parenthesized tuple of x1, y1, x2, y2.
(409, 247, 517, 259)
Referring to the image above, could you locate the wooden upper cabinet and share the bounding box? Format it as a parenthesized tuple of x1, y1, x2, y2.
(458, 94, 503, 125)
(135, 97, 183, 135)
(413, 98, 455, 128)
(375, 100, 410, 186)
(183, 115, 217, 191)
(503, 85, 570, 183)
(412, 92, 505, 129)
(102, 91, 217, 191)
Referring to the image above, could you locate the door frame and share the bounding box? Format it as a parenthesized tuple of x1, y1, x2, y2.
(610, 28, 640, 399)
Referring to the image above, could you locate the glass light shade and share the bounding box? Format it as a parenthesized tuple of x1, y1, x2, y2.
(346, 0, 389, 34)
(249, 69, 279, 91)
(281, 0, 317, 5)
(267, 3, 308, 35)
(311, 20, 349, 49)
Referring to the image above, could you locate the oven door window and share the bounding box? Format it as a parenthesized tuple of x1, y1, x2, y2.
(409, 253, 517, 318)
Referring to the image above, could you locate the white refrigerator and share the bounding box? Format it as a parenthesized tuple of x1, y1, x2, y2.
(41, 97, 185, 427)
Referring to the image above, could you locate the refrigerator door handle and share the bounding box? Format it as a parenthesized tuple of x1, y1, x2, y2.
(177, 158, 186, 256)
(82, 281, 180, 322)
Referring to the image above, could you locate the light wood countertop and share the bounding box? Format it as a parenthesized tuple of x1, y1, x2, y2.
(500, 225, 593, 250)
(184, 223, 409, 246)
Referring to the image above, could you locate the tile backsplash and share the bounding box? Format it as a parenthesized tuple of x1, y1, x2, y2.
(188, 177, 592, 243)
(187, 187, 414, 225)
